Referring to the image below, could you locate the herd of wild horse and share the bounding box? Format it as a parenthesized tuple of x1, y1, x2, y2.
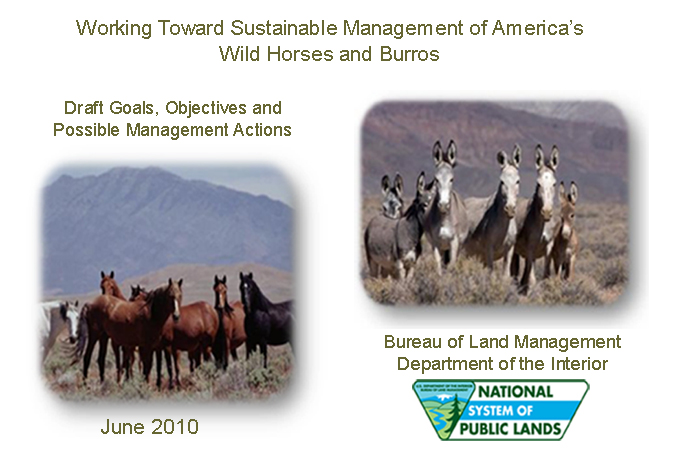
(42, 271, 293, 389)
(364, 140, 580, 293)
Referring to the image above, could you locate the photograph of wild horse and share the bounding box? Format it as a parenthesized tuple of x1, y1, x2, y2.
(361, 101, 628, 305)
(41, 166, 295, 400)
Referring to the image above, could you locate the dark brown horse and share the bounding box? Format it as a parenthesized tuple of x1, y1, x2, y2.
(78, 278, 182, 386)
(212, 275, 247, 370)
(239, 272, 293, 368)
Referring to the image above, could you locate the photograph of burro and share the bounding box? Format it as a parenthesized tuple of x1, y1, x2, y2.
(361, 101, 628, 306)
(41, 166, 294, 400)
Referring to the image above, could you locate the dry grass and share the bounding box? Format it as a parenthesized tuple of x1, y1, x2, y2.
(361, 199, 628, 306)
(42, 340, 294, 401)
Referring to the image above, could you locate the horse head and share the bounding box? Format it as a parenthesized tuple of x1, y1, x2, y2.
(239, 272, 259, 314)
(129, 284, 148, 301)
(155, 278, 182, 322)
(558, 181, 578, 241)
(534, 144, 559, 221)
(497, 144, 521, 218)
(99, 271, 120, 296)
(432, 140, 457, 215)
(213, 274, 229, 310)
(60, 300, 80, 344)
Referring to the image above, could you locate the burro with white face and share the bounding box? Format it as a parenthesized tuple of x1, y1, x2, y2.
(424, 139, 468, 275)
(511, 144, 560, 292)
(462, 144, 521, 274)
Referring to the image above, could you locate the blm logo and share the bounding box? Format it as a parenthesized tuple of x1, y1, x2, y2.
(413, 380, 589, 441)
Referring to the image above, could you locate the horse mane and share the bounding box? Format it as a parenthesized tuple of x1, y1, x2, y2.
(142, 284, 174, 320)
(249, 279, 274, 312)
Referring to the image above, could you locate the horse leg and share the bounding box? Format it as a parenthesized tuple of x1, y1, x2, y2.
(142, 348, 153, 384)
(97, 335, 109, 383)
(82, 336, 97, 381)
(112, 342, 122, 384)
(123, 348, 131, 381)
(164, 348, 174, 390)
(173, 349, 181, 387)
(261, 340, 268, 369)
(155, 349, 162, 388)
(231, 346, 238, 361)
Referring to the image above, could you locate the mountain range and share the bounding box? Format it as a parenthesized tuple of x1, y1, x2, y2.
(43, 167, 293, 295)
(361, 101, 628, 203)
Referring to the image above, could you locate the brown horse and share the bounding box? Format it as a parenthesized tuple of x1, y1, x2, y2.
(213, 275, 247, 370)
(159, 300, 219, 387)
(99, 271, 138, 382)
(133, 284, 219, 387)
(78, 278, 182, 386)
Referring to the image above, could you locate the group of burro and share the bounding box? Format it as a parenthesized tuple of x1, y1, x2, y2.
(364, 139, 580, 293)
(45, 270, 293, 389)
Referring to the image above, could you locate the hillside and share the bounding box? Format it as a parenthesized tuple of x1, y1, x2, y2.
(361, 101, 628, 203)
(43, 167, 293, 296)
(46, 262, 293, 306)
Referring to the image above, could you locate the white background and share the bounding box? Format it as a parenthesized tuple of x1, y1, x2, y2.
(1, 0, 685, 456)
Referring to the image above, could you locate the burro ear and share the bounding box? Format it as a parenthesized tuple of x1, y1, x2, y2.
(416, 172, 425, 194)
(550, 145, 560, 170)
(109, 271, 114, 279)
(178, 278, 183, 287)
(446, 140, 457, 167)
(248, 272, 253, 280)
(214, 275, 219, 285)
(222, 275, 227, 284)
(381, 175, 390, 195)
(432, 141, 443, 166)
(75, 300, 79, 307)
(559, 181, 567, 205)
(394, 174, 403, 197)
(535, 145, 544, 170)
(60, 302, 67, 320)
(512, 144, 522, 167)
(168, 278, 173, 286)
(101, 271, 106, 279)
(497, 150, 508, 167)
(569, 181, 578, 204)
(239, 272, 244, 281)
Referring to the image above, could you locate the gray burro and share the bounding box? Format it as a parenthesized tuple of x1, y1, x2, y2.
(364, 172, 433, 280)
(424, 140, 468, 275)
(511, 145, 560, 292)
(364, 174, 404, 278)
(364, 140, 577, 297)
(462, 144, 522, 276)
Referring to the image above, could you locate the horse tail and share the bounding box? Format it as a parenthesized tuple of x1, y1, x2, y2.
(72, 303, 90, 364)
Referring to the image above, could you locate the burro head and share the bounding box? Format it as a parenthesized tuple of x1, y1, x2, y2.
(432, 140, 457, 214)
(534, 144, 560, 221)
(380, 174, 404, 219)
(497, 144, 521, 218)
(559, 181, 578, 240)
